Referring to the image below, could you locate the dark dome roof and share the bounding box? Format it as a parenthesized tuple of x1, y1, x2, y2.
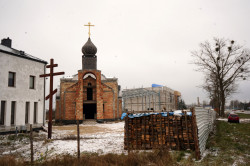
(82, 38, 97, 55)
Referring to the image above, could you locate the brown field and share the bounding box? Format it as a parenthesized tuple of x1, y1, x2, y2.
(53, 125, 113, 135)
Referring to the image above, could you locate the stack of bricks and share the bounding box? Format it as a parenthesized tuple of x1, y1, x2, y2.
(124, 111, 195, 151)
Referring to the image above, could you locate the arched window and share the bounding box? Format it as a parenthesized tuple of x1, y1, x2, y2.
(83, 73, 95, 100)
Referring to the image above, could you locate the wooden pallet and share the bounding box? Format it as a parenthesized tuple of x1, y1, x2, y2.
(124, 111, 195, 151)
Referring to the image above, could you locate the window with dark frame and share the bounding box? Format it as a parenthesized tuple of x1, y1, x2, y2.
(25, 102, 30, 124)
(11, 101, 16, 125)
(8, 72, 15, 87)
(0, 101, 6, 125)
(29, 76, 35, 89)
(34, 102, 37, 123)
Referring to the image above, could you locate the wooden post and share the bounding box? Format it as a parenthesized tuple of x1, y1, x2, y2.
(30, 124, 33, 165)
(48, 59, 53, 139)
(125, 117, 130, 153)
(163, 116, 167, 149)
(184, 111, 190, 149)
(143, 116, 146, 150)
(135, 117, 138, 149)
(175, 116, 180, 150)
(77, 120, 80, 160)
(151, 115, 154, 149)
(191, 108, 201, 160)
(160, 115, 163, 148)
(167, 112, 171, 149)
(156, 115, 159, 148)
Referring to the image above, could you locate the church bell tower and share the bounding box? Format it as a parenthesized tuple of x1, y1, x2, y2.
(82, 22, 97, 70)
(82, 37, 97, 70)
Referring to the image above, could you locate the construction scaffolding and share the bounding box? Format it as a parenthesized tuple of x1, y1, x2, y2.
(122, 86, 180, 112)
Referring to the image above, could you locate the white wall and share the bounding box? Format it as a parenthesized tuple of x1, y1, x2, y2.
(0, 52, 46, 130)
(123, 87, 177, 112)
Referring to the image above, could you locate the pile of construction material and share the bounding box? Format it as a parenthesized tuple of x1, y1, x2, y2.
(124, 108, 217, 160)
(124, 110, 196, 151)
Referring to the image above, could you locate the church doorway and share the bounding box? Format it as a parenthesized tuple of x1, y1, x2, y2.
(83, 103, 96, 119)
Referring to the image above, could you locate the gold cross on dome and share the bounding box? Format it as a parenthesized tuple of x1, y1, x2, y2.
(84, 22, 95, 37)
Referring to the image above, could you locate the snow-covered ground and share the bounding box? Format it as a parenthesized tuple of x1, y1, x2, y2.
(217, 118, 250, 123)
(51, 122, 125, 155)
(0, 121, 126, 160)
(1, 113, 249, 161)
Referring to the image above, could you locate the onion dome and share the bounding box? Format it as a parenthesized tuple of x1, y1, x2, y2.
(82, 38, 97, 56)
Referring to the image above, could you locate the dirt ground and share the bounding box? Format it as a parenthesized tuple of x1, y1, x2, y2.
(53, 125, 113, 135)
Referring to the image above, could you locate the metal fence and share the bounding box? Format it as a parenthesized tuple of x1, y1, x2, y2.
(194, 107, 217, 156)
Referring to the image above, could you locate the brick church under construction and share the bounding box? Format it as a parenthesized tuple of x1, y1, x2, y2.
(55, 37, 122, 124)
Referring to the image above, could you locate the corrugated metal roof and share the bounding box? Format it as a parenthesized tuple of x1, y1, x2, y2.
(0, 44, 47, 64)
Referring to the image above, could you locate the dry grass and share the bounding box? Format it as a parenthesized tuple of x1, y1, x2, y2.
(0, 155, 27, 166)
(0, 150, 178, 166)
(53, 125, 114, 135)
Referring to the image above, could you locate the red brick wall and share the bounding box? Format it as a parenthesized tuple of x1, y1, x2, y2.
(103, 81, 119, 118)
(57, 81, 77, 120)
(118, 98, 122, 118)
(57, 69, 121, 122)
(64, 92, 76, 120)
(102, 83, 115, 119)
(55, 99, 60, 120)
(95, 71, 104, 119)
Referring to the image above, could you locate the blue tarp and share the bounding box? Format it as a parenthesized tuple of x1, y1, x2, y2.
(152, 84, 163, 87)
(121, 113, 127, 120)
(121, 111, 192, 119)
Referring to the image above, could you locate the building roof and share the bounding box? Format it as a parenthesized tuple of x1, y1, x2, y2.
(0, 44, 47, 64)
(122, 88, 159, 98)
(122, 86, 179, 99)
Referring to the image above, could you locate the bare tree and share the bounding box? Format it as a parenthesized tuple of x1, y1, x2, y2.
(192, 38, 250, 116)
(229, 100, 240, 109)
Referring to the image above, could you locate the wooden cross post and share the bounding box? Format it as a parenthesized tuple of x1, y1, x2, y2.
(40, 59, 64, 139)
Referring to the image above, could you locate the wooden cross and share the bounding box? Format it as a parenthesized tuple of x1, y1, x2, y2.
(84, 22, 94, 37)
(40, 59, 64, 139)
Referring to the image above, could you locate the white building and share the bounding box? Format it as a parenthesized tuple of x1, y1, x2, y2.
(122, 85, 181, 112)
(0, 37, 47, 133)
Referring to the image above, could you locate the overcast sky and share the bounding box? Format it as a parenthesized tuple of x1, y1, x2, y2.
(0, 0, 250, 105)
